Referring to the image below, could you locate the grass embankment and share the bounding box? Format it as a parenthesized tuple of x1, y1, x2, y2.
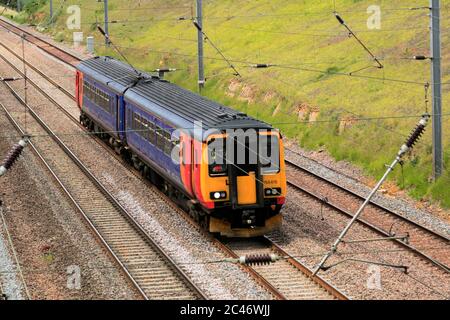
(4, 0, 450, 208)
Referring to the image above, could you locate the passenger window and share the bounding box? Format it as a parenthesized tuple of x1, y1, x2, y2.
(260, 134, 280, 175)
(148, 121, 156, 145)
(137, 115, 142, 136)
(156, 125, 164, 150)
(208, 138, 227, 176)
(164, 130, 172, 155)
(143, 119, 149, 141)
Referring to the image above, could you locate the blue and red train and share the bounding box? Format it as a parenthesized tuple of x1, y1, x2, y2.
(76, 56, 286, 237)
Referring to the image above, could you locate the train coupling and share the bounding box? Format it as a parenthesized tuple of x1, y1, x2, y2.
(242, 210, 257, 227)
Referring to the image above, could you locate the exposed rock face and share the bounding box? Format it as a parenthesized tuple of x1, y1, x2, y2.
(338, 116, 358, 134)
(263, 91, 277, 103)
(226, 79, 241, 98)
(238, 83, 256, 103)
(294, 103, 320, 123)
(226, 79, 256, 103)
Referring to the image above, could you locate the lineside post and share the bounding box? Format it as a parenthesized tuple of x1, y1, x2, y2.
(50, 0, 53, 23)
(104, 0, 109, 46)
(196, 0, 205, 91)
(430, 0, 443, 179)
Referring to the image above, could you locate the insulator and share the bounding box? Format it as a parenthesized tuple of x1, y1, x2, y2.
(156, 68, 176, 73)
(239, 254, 279, 266)
(0, 139, 28, 177)
(1, 77, 21, 82)
(193, 21, 202, 31)
(2, 145, 24, 169)
(335, 13, 345, 25)
(252, 64, 270, 69)
(404, 115, 429, 149)
(97, 25, 107, 37)
(414, 55, 427, 60)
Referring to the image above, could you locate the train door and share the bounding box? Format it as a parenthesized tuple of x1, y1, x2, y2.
(179, 133, 193, 197)
(75, 71, 83, 109)
(192, 138, 209, 206)
(227, 133, 264, 210)
(117, 96, 126, 141)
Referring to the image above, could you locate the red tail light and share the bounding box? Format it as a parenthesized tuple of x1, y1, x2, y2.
(211, 164, 226, 174)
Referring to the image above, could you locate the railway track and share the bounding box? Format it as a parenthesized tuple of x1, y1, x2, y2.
(0, 24, 351, 300)
(0, 195, 30, 300)
(104, 154, 349, 300)
(0, 17, 81, 67)
(4, 20, 448, 299)
(0, 87, 206, 299)
(285, 159, 450, 273)
(0, 40, 75, 101)
(0, 251, 5, 300)
(0, 207, 6, 300)
(222, 237, 347, 300)
(0, 20, 422, 299)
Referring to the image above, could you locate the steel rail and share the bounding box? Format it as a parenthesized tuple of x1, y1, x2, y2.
(0, 101, 148, 299)
(265, 237, 349, 300)
(5, 15, 442, 252)
(0, 85, 207, 299)
(221, 237, 348, 300)
(0, 23, 349, 300)
(100, 149, 349, 300)
(286, 173, 450, 273)
(0, 49, 80, 125)
(0, 41, 75, 101)
(0, 46, 278, 301)
(0, 32, 289, 300)
(285, 159, 450, 243)
(0, 17, 81, 66)
(0, 203, 31, 300)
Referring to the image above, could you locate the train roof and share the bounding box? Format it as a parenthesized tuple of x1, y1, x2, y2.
(77, 56, 141, 93)
(77, 57, 273, 138)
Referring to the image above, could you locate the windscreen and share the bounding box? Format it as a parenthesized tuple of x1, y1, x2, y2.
(208, 132, 280, 176)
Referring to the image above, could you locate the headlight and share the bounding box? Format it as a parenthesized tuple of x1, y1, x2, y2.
(210, 191, 227, 200)
(265, 188, 281, 196)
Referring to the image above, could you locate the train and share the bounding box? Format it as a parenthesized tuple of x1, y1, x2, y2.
(75, 56, 287, 237)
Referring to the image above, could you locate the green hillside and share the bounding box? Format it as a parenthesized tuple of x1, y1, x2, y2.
(4, 0, 450, 207)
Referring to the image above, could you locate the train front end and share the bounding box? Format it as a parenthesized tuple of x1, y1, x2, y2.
(196, 129, 286, 237)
